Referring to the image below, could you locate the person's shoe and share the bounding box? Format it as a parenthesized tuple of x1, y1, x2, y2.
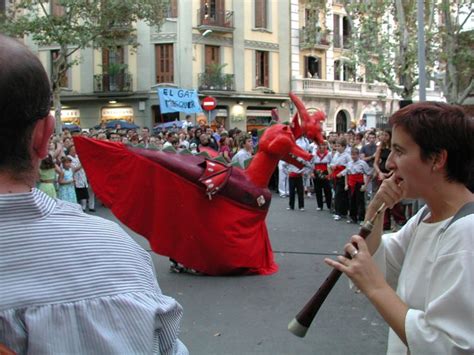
(299, 208, 305, 211)
(286, 207, 294, 210)
(88, 208, 96, 212)
(316, 207, 322, 211)
(307, 193, 312, 197)
(334, 215, 341, 221)
(359, 221, 365, 226)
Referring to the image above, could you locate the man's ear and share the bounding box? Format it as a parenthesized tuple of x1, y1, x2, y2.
(31, 114, 55, 160)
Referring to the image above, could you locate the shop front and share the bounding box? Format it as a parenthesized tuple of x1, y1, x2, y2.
(100, 107, 135, 123)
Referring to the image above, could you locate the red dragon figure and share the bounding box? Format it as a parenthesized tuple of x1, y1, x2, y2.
(74, 93, 325, 276)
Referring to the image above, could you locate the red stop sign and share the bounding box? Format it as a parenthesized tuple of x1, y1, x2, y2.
(202, 96, 217, 111)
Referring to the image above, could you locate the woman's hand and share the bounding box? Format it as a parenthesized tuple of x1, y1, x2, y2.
(369, 173, 405, 214)
(324, 235, 388, 298)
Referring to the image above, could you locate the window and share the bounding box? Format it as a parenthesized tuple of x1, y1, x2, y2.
(0, 0, 6, 14)
(204, 45, 220, 70)
(50, 50, 68, 88)
(168, 0, 177, 17)
(342, 16, 351, 49)
(255, 51, 269, 87)
(155, 44, 174, 83)
(334, 59, 355, 81)
(255, 0, 267, 28)
(333, 14, 341, 48)
(334, 60, 341, 81)
(305, 56, 321, 79)
(50, 0, 65, 17)
(342, 62, 355, 82)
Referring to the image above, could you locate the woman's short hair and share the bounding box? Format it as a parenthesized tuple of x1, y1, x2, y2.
(389, 102, 473, 186)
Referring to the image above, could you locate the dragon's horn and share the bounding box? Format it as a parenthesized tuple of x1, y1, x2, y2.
(290, 112, 303, 139)
(289, 92, 309, 123)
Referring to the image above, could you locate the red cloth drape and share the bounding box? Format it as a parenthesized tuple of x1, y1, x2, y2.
(74, 137, 278, 276)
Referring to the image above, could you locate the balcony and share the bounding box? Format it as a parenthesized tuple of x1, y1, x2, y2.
(94, 73, 133, 94)
(197, 8, 234, 32)
(198, 72, 235, 91)
(292, 78, 388, 99)
(300, 27, 330, 50)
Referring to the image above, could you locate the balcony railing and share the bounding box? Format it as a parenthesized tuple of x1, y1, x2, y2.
(94, 73, 133, 93)
(198, 72, 235, 91)
(299, 27, 330, 49)
(292, 78, 388, 98)
(197, 8, 234, 30)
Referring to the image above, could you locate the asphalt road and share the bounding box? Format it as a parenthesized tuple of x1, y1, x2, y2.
(94, 192, 388, 355)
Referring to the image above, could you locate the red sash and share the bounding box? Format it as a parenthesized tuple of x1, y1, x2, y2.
(315, 163, 328, 172)
(289, 172, 302, 178)
(331, 165, 345, 180)
(348, 173, 364, 193)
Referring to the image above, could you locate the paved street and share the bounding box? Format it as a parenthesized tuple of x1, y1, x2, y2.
(94, 193, 388, 355)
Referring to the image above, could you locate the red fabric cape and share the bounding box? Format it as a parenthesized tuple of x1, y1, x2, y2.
(74, 137, 278, 276)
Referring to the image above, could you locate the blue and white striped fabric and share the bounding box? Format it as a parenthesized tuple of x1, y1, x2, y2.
(0, 189, 188, 355)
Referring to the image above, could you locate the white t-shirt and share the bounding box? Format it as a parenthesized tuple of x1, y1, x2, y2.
(373, 207, 474, 354)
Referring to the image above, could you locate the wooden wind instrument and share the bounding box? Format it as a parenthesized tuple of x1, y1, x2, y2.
(288, 203, 386, 337)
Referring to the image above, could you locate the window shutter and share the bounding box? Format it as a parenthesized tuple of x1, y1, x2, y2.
(255, 51, 261, 86)
(155, 44, 174, 83)
(263, 52, 269, 87)
(333, 14, 340, 48)
(304, 56, 309, 78)
(170, 0, 177, 17)
(255, 0, 266, 28)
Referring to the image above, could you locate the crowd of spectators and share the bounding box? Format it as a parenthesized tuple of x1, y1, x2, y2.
(279, 122, 413, 231)
(39, 117, 411, 231)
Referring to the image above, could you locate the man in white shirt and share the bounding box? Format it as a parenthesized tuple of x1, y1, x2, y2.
(0, 34, 187, 355)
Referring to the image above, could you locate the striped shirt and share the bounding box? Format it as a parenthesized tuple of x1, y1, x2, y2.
(0, 189, 188, 355)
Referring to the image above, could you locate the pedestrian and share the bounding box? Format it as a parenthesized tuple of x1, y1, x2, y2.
(325, 102, 474, 354)
(0, 34, 188, 355)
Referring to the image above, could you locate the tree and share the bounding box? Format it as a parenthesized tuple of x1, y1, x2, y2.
(0, 0, 169, 132)
(343, 0, 473, 104)
(435, 1, 473, 104)
(343, 0, 439, 101)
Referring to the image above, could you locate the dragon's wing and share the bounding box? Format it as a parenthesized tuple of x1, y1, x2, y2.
(74, 137, 278, 276)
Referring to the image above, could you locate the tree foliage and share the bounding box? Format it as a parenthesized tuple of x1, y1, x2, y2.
(343, 0, 473, 103)
(0, 0, 169, 131)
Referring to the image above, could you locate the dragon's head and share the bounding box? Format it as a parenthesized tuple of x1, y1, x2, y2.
(258, 124, 312, 169)
(289, 92, 325, 144)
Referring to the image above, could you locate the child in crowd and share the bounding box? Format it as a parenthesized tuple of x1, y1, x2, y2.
(312, 140, 332, 211)
(38, 154, 61, 198)
(285, 162, 307, 211)
(329, 138, 351, 221)
(57, 156, 78, 204)
(343, 147, 372, 224)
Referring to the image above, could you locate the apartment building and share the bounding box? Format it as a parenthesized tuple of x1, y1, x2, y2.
(290, 0, 396, 132)
(7, 0, 291, 131)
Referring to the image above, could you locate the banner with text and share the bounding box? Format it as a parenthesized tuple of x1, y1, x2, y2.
(158, 88, 203, 114)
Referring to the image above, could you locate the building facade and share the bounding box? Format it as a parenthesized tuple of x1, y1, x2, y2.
(3, 0, 446, 133)
(17, 0, 292, 132)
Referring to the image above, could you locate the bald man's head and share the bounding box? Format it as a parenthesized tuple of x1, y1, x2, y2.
(0, 34, 52, 174)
